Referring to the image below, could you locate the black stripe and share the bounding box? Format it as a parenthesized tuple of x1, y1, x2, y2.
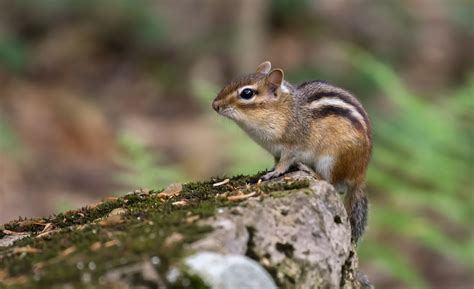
(312, 105, 364, 131)
(307, 91, 370, 130)
(297, 80, 328, 89)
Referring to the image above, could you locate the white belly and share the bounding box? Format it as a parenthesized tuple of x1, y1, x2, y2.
(294, 152, 335, 182)
(315, 155, 335, 181)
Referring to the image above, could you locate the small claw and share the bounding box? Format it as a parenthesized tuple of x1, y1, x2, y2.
(261, 170, 283, 181)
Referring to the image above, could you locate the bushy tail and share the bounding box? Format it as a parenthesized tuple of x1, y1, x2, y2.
(345, 187, 368, 243)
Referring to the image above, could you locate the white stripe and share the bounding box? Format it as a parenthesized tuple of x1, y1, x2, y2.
(308, 97, 366, 129)
(281, 83, 291, 93)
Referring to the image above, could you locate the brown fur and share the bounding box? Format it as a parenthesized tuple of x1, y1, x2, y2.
(212, 62, 372, 242)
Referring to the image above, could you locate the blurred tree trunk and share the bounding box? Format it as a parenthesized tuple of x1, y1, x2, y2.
(404, 0, 457, 93)
(234, 0, 268, 73)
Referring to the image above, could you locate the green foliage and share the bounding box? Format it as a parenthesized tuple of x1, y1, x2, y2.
(442, 0, 474, 34)
(115, 134, 186, 191)
(0, 35, 29, 73)
(0, 118, 25, 159)
(350, 50, 474, 288)
(271, 0, 309, 12)
(359, 241, 429, 289)
(0, 119, 17, 153)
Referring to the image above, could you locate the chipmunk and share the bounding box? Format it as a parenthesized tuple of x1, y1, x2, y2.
(212, 61, 372, 242)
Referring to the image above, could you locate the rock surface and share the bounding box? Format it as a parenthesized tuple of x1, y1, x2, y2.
(190, 173, 358, 289)
(0, 172, 365, 289)
(185, 252, 278, 289)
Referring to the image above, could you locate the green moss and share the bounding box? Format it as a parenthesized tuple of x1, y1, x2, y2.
(0, 173, 306, 288)
(3, 198, 127, 233)
(171, 271, 210, 289)
(259, 178, 310, 193)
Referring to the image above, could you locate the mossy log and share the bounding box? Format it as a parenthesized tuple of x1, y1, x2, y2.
(0, 171, 366, 289)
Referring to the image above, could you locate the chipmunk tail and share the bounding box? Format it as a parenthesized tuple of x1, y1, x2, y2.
(345, 186, 368, 243)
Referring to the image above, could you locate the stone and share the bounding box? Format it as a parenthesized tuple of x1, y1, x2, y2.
(185, 251, 277, 289)
(190, 173, 358, 288)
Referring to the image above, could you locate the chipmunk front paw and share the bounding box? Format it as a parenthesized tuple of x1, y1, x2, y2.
(261, 170, 285, 181)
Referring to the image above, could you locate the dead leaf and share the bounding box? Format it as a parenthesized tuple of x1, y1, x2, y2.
(227, 191, 257, 201)
(185, 215, 200, 224)
(158, 183, 182, 198)
(31, 220, 48, 226)
(88, 201, 103, 209)
(104, 239, 119, 248)
(163, 232, 184, 248)
(2, 229, 21, 235)
(108, 208, 128, 216)
(60, 246, 76, 257)
(76, 224, 88, 231)
(13, 246, 41, 254)
(172, 199, 189, 207)
(98, 208, 128, 226)
(40, 223, 54, 233)
(33, 262, 46, 272)
(214, 192, 228, 199)
(36, 229, 59, 239)
(90, 242, 102, 251)
(99, 215, 123, 226)
(19, 219, 46, 227)
(213, 179, 230, 187)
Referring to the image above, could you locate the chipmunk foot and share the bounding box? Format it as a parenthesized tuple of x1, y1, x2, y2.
(261, 168, 289, 181)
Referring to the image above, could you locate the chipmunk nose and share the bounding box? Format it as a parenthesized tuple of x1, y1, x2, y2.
(212, 100, 221, 112)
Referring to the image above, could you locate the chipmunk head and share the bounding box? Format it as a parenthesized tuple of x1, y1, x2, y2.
(212, 61, 291, 140)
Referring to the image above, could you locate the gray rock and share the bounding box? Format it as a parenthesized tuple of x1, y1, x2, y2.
(0, 233, 30, 247)
(185, 251, 277, 289)
(190, 173, 360, 288)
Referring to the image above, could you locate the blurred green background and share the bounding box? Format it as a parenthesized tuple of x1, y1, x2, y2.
(0, 0, 472, 288)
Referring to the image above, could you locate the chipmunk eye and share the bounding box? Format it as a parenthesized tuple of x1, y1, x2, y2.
(240, 88, 255, 100)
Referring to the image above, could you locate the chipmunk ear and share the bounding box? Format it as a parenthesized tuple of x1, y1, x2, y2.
(267, 68, 284, 88)
(256, 61, 271, 74)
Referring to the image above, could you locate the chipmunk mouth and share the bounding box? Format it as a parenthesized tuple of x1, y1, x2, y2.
(219, 107, 240, 121)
